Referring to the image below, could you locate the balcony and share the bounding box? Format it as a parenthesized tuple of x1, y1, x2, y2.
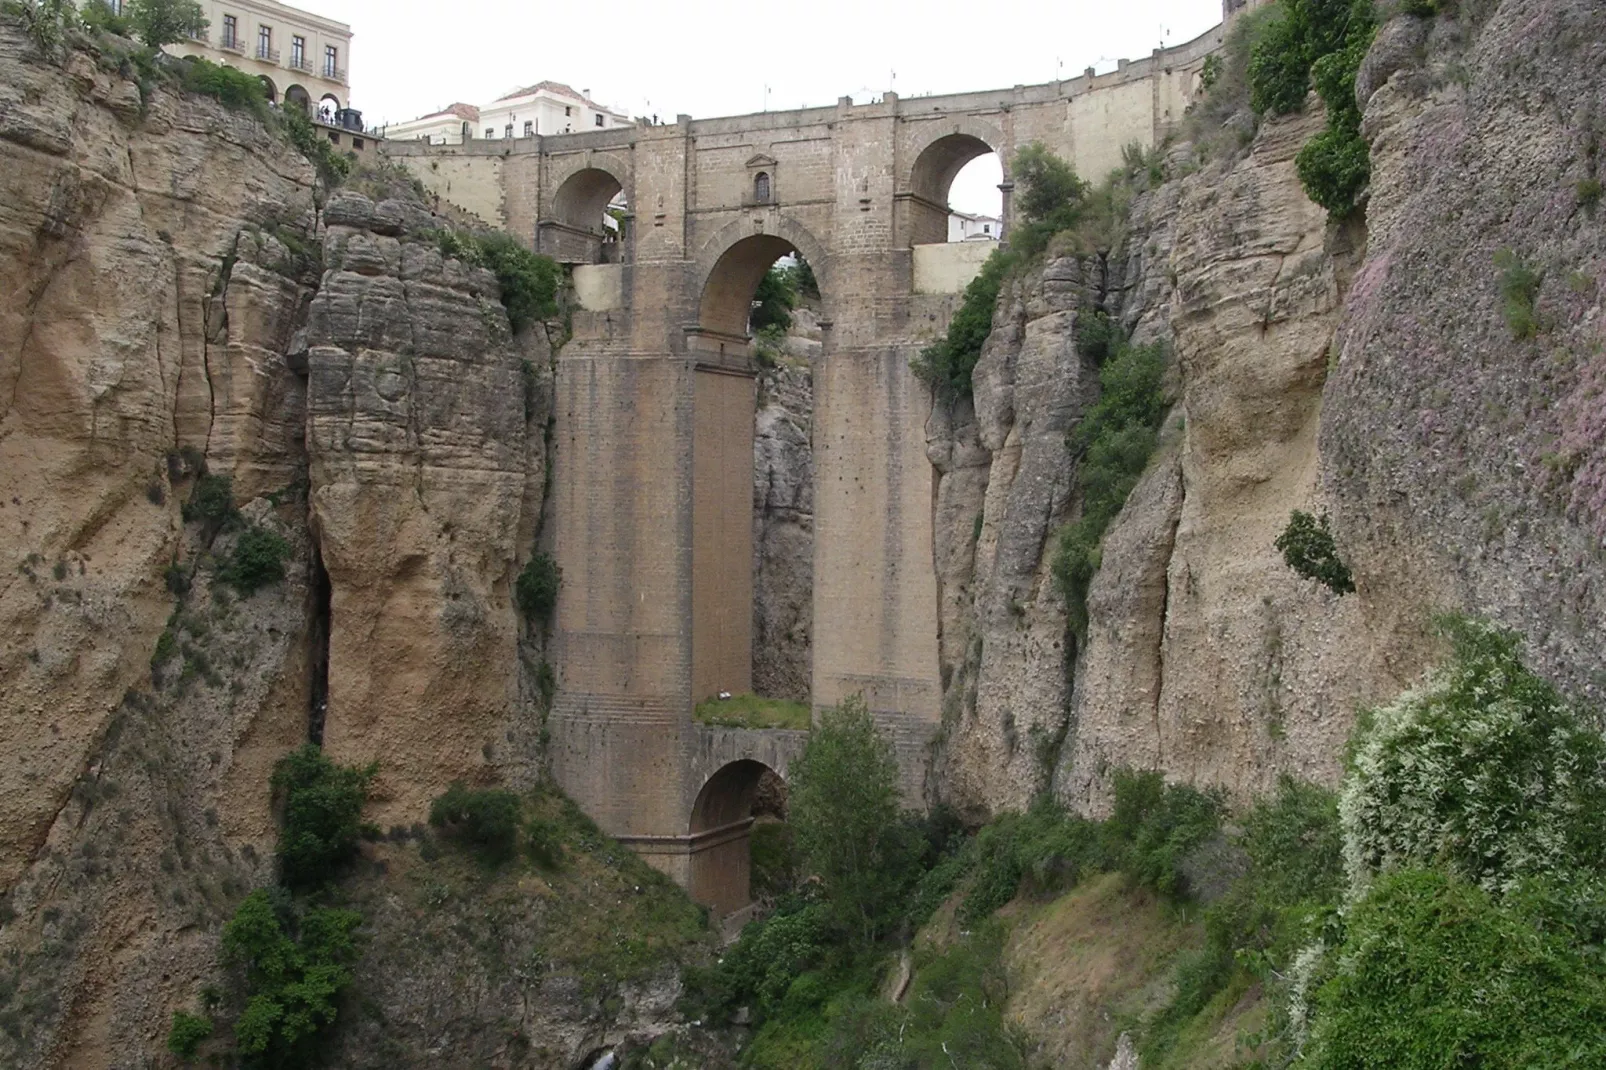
(188, 28, 207, 43)
(256, 47, 280, 63)
(219, 36, 244, 53)
(288, 54, 311, 72)
(323, 66, 346, 84)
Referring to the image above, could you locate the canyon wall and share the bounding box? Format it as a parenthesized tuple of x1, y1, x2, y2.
(932, 0, 1606, 819)
(0, 26, 552, 1063)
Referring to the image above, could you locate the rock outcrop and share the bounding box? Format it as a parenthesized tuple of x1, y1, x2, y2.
(752, 360, 813, 703)
(0, 28, 554, 1063)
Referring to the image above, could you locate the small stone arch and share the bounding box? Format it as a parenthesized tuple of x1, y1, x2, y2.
(692, 215, 830, 341)
(258, 75, 277, 104)
(284, 84, 311, 113)
(317, 93, 340, 122)
(901, 116, 1009, 246)
(542, 155, 631, 263)
(688, 759, 783, 914)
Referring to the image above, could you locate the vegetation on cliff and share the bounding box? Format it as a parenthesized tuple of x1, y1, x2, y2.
(1249, 0, 1377, 218)
(684, 618, 1606, 1069)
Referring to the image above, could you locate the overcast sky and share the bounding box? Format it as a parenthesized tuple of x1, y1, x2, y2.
(326, 0, 1224, 216)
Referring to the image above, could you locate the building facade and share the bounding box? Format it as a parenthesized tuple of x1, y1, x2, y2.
(947, 210, 1002, 242)
(386, 82, 630, 145)
(167, 0, 352, 114)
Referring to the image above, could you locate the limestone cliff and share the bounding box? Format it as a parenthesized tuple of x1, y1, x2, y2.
(752, 352, 815, 704)
(0, 26, 553, 1063)
(933, 0, 1606, 820)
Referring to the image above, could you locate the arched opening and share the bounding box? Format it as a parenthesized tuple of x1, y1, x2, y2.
(906, 132, 1000, 246)
(696, 233, 798, 341)
(258, 75, 277, 104)
(753, 171, 771, 203)
(284, 84, 311, 114)
(946, 152, 1004, 243)
(543, 167, 625, 264)
(689, 234, 822, 724)
(317, 93, 340, 123)
(688, 760, 786, 914)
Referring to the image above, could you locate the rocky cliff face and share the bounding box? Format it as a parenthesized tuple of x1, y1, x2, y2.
(752, 357, 814, 704)
(934, 0, 1606, 820)
(0, 27, 553, 1063)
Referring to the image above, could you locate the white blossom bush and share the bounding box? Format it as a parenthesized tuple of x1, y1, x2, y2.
(1339, 615, 1606, 895)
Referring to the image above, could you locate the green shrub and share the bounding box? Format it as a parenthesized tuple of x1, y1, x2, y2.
(1579, 177, 1604, 215)
(221, 888, 362, 1064)
(270, 744, 375, 891)
(219, 525, 291, 594)
(514, 551, 561, 623)
(1341, 615, 1606, 893)
(429, 782, 522, 864)
(1248, 0, 1377, 218)
(476, 232, 561, 332)
(1494, 248, 1544, 339)
(1105, 769, 1224, 899)
(911, 246, 1016, 402)
(282, 104, 350, 187)
(182, 473, 236, 537)
(1, 0, 79, 54)
(523, 814, 564, 869)
(681, 897, 834, 1023)
(176, 56, 267, 114)
(1302, 868, 1606, 1069)
(1275, 510, 1355, 594)
(1052, 337, 1169, 634)
(165, 1010, 212, 1059)
(79, 0, 132, 36)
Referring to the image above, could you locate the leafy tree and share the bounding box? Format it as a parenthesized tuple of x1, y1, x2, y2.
(750, 262, 797, 334)
(1275, 510, 1355, 594)
(789, 696, 918, 944)
(475, 232, 561, 332)
(126, 0, 206, 49)
(221, 889, 362, 1065)
(80, 0, 132, 36)
(182, 473, 237, 540)
(270, 745, 375, 891)
(1103, 768, 1224, 899)
(1010, 142, 1088, 256)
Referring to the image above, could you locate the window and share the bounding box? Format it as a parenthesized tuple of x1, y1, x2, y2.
(327, 131, 340, 144)
(983, 224, 991, 234)
(485, 127, 494, 139)
(595, 114, 604, 127)
(323, 44, 338, 77)
(564, 105, 572, 116)
(504, 123, 513, 138)
(221, 14, 237, 48)
(753, 172, 771, 202)
(523, 120, 534, 136)
(352, 137, 364, 150)
(107, 0, 120, 13)
(257, 25, 271, 59)
(290, 35, 305, 69)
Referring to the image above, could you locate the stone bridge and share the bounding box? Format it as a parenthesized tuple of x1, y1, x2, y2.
(386, 17, 1229, 912)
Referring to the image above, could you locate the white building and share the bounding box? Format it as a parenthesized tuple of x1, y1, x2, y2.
(947, 210, 1002, 242)
(163, 0, 353, 113)
(385, 81, 630, 145)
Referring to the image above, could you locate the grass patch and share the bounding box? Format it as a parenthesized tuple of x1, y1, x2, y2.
(692, 692, 812, 730)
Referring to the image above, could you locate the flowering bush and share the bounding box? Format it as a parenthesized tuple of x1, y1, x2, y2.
(1340, 615, 1606, 894)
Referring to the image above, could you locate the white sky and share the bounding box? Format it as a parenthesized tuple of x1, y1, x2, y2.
(325, 0, 1223, 217)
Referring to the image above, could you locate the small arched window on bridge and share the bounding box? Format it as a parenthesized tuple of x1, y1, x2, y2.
(753, 172, 771, 203)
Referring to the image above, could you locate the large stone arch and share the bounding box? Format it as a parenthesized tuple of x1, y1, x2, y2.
(691, 214, 830, 341)
(688, 758, 783, 914)
(900, 115, 1009, 246)
(540, 152, 631, 263)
